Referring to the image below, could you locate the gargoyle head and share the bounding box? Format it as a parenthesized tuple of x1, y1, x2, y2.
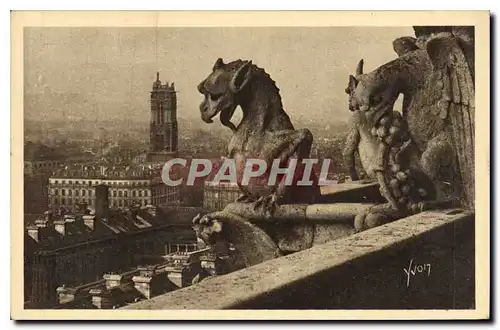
(192, 213, 225, 246)
(345, 59, 399, 124)
(197, 58, 253, 132)
(344, 59, 366, 111)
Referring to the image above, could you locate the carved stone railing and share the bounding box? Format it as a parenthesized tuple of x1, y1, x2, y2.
(122, 208, 474, 310)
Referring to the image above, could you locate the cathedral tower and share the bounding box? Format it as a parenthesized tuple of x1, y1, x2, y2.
(148, 72, 178, 161)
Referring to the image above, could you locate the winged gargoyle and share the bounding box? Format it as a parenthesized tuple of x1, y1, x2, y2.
(344, 26, 475, 231)
(192, 58, 321, 261)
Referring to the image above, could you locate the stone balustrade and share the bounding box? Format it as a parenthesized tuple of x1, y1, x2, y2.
(122, 208, 474, 310)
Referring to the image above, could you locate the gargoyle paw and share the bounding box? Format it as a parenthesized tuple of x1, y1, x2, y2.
(236, 194, 254, 203)
(253, 194, 279, 216)
(354, 203, 406, 232)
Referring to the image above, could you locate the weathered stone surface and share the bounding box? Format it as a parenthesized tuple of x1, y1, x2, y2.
(194, 58, 323, 255)
(122, 208, 473, 310)
(343, 26, 475, 230)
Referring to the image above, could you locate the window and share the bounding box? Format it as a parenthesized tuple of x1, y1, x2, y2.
(89, 190, 92, 197)
(76, 181, 79, 185)
(75, 190, 79, 197)
(124, 191, 128, 197)
(62, 189, 66, 196)
(132, 191, 136, 197)
(69, 190, 72, 196)
(61, 198, 66, 205)
(82, 190, 86, 196)
(88, 181, 92, 187)
(62, 180, 66, 184)
(55, 180, 58, 184)
(113, 191, 117, 197)
(139, 191, 143, 197)
(118, 191, 123, 197)
(55, 189, 59, 196)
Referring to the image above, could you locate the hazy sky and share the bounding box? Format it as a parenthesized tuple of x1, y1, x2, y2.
(24, 26, 414, 125)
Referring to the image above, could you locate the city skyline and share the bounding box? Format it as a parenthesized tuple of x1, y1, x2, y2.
(24, 26, 412, 125)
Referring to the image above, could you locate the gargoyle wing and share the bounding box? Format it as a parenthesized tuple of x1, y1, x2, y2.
(426, 34, 475, 209)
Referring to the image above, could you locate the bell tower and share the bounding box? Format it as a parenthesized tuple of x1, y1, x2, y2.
(148, 72, 179, 162)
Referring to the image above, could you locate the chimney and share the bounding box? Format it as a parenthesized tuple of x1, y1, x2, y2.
(44, 210, 53, 223)
(83, 214, 96, 230)
(95, 184, 109, 221)
(35, 218, 48, 228)
(27, 225, 40, 242)
(147, 206, 157, 217)
(76, 202, 88, 214)
(34, 210, 54, 228)
(53, 220, 67, 236)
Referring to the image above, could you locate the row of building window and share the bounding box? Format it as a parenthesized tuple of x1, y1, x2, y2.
(25, 161, 60, 169)
(53, 189, 93, 197)
(51, 187, 177, 198)
(51, 197, 152, 207)
(112, 190, 150, 198)
(51, 180, 150, 187)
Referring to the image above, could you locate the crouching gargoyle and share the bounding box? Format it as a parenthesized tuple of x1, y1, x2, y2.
(192, 58, 322, 265)
(343, 26, 475, 231)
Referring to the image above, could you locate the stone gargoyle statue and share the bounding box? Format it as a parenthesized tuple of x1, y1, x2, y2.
(343, 26, 475, 231)
(192, 58, 322, 267)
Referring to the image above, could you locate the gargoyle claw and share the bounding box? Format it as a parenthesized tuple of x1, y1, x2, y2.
(253, 194, 279, 216)
(236, 194, 254, 203)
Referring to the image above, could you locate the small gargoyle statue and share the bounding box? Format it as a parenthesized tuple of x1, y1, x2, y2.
(343, 26, 475, 231)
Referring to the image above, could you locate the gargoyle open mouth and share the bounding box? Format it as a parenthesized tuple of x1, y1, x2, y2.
(201, 107, 218, 123)
(200, 105, 237, 128)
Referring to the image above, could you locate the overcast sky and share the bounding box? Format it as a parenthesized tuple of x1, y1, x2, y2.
(24, 26, 414, 125)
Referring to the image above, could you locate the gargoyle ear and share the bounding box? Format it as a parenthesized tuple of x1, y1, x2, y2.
(356, 59, 364, 76)
(213, 58, 224, 71)
(348, 75, 357, 91)
(230, 60, 253, 93)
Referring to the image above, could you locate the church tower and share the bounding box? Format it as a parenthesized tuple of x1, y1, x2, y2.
(148, 72, 178, 162)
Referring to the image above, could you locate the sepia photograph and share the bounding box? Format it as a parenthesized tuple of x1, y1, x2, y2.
(10, 11, 490, 320)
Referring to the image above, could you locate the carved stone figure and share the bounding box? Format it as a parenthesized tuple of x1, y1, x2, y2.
(194, 58, 320, 256)
(344, 26, 475, 231)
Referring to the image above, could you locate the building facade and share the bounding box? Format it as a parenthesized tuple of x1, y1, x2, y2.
(24, 197, 198, 308)
(48, 164, 179, 210)
(203, 180, 241, 211)
(148, 72, 178, 162)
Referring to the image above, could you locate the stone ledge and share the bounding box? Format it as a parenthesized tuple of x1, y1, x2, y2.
(122, 208, 474, 310)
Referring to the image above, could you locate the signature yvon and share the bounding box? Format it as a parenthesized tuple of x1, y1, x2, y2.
(403, 259, 431, 287)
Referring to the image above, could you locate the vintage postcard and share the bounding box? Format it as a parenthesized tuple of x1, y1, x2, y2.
(11, 11, 490, 320)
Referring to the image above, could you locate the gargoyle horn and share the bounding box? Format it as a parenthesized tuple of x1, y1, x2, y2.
(213, 58, 224, 71)
(356, 59, 364, 76)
